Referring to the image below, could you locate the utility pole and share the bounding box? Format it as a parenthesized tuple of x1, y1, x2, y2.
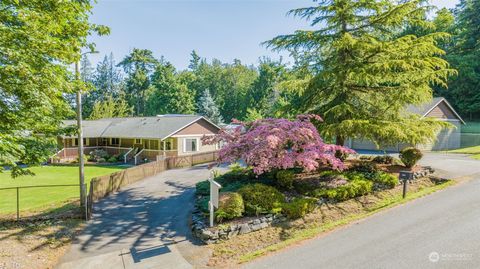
(75, 61, 86, 207)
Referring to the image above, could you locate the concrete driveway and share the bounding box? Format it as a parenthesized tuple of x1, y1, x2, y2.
(57, 164, 227, 269)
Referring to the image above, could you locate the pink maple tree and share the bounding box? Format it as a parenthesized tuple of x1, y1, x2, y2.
(202, 115, 355, 175)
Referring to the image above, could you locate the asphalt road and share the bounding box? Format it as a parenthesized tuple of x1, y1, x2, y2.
(57, 164, 227, 269)
(245, 174, 480, 269)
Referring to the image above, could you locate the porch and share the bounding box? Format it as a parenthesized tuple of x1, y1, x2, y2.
(52, 136, 180, 164)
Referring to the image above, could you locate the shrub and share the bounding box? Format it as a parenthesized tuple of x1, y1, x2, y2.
(195, 180, 210, 196)
(238, 183, 285, 215)
(312, 179, 373, 201)
(196, 196, 209, 213)
(276, 170, 295, 190)
(90, 149, 109, 162)
(293, 180, 315, 195)
(282, 198, 317, 219)
(107, 156, 118, 163)
(372, 155, 395, 164)
(215, 192, 245, 222)
(349, 161, 378, 174)
(373, 172, 398, 188)
(399, 147, 423, 168)
(97, 157, 106, 163)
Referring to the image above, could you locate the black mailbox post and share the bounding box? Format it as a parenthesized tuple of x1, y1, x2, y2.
(399, 171, 414, 198)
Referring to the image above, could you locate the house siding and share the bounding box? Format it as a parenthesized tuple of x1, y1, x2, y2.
(174, 119, 218, 136)
(425, 101, 457, 119)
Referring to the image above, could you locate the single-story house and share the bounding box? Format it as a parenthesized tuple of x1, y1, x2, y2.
(53, 114, 220, 163)
(346, 97, 465, 152)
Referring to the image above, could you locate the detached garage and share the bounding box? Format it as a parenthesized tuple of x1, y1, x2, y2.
(347, 97, 465, 152)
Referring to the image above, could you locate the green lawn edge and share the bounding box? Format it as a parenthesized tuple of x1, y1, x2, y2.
(238, 180, 456, 264)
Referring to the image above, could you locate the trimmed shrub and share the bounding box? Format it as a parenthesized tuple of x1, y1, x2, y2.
(238, 183, 285, 215)
(349, 161, 378, 174)
(215, 192, 245, 222)
(312, 179, 373, 201)
(97, 157, 106, 163)
(282, 198, 317, 219)
(372, 155, 395, 164)
(195, 180, 210, 196)
(107, 156, 118, 163)
(276, 170, 295, 190)
(196, 196, 209, 213)
(399, 147, 423, 168)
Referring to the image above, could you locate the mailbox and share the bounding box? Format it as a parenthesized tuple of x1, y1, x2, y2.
(399, 171, 414, 181)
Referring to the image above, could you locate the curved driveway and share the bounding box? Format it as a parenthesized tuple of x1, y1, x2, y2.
(57, 164, 227, 269)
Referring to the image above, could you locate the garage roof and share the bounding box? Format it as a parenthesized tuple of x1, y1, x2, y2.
(406, 97, 465, 124)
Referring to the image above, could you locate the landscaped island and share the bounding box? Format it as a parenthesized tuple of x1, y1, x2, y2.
(191, 116, 452, 266)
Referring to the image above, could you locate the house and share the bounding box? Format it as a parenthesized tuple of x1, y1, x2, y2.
(347, 97, 465, 152)
(54, 115, 220, 164)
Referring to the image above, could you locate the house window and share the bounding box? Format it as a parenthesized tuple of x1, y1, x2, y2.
(102, 138, 108, 145)
(165, 141, 172, 150)
(184, 138, 198, 152)
(110, 138, 120, 145)
(73, 138, 78, 146)
(83, 138, 89, 146)
(135, 138, 142, 144)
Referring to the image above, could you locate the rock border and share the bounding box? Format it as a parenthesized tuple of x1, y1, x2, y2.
(192, 209, 286, 244)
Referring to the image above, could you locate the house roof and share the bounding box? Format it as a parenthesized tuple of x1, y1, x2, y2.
(63, 115, 219, 140)
(406, 97, 465, 124)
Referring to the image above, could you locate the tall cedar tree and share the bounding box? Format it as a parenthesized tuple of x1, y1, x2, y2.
(266, 0, 455, 147)
(0, 0, 108, 176)
(118, 48, 158, 115)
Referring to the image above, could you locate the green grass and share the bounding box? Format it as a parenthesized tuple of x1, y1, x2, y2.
(238, 180, 455, 264)
(448, 145, 480, 160)
(0, 165, 125, 215)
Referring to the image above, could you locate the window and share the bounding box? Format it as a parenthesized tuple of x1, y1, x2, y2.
(110, 138, 120, 145)
(73, 138, 78, 146)
(83, 138, 89, 146)
(165, 141, 172, 150)
(184, 138, 198, 152)
(102, 138, 108, 145)
(135, 138, 142, 144)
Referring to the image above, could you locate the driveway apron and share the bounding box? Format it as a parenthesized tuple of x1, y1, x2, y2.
(57, 164, 226, 269)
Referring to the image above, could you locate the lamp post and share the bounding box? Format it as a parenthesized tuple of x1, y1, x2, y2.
(75, 51, 97, 208)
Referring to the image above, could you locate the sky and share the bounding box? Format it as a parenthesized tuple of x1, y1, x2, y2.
(87, 0, 459, 70)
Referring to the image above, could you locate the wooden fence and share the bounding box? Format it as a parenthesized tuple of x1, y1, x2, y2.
(88, 151, 218, 203)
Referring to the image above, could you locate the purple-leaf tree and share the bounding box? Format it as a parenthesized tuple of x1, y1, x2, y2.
(202, 115, 355, 175)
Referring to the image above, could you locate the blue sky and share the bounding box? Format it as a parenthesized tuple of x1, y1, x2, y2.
(88, 0, 459, 70)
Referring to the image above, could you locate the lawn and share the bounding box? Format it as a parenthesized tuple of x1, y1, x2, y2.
(448, 145, 480, 160)
(0, 165, 126, 216)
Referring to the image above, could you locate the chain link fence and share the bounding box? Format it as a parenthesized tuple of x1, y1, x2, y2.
(0, 184, 87, 222)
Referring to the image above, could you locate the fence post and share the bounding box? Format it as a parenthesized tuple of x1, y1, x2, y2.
(16, 187, 19, 221)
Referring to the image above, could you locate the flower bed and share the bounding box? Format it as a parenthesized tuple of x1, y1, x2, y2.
(192, 157, 435, 244)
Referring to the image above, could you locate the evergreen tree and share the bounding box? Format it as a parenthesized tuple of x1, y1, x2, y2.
(146, 61, 195, 115)
(88, 94, 132, 120)
(267, 0, 455, 147)
(197, 89, 224, 124)
(118, 48, 158, 115)
(83, 53, 124, 117)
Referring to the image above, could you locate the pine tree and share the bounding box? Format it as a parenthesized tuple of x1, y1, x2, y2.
(266, 0, 455, 147)
(197, 89, 224, 124)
